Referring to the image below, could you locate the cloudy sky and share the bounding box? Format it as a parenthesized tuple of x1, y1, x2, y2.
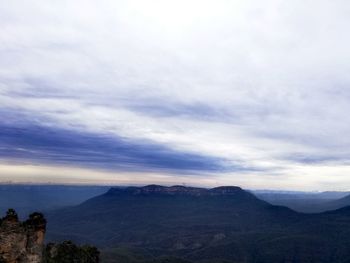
(1, 0, 350, 190)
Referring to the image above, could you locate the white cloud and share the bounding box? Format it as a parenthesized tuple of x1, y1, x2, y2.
(1, 0, 350, 189)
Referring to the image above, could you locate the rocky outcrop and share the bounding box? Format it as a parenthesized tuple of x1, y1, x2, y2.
(0, 209, 99, 263)
(0, 209, 46, 263)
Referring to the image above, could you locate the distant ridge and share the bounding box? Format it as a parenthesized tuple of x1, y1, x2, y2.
(326, 193, 350, 211)
(106, 184, 251, 197)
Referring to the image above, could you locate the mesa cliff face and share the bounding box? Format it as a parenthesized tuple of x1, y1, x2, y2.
(0, 209, 46, 263)
(106, 184, 253, 197)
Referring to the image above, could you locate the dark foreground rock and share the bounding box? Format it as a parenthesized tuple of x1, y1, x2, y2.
(0, 209, 46, 263)
(0, 209, 99, 263)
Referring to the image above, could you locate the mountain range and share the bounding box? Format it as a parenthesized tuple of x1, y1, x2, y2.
(0, 184, 109, 218)
(44, 185, 350, 263)
(254, 190, 350, 213)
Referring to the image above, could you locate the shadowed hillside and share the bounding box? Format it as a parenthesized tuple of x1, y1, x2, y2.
(46, 185, 310, 263)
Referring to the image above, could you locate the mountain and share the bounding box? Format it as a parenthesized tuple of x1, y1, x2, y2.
(321, 193, 350, 212)
(253, 190, 350, 200)
(46, 185, 326, 262)
(0, 184, 109, 218)
(43, 185, 350, 262)
(46, 185, 297, 246)
(4, 186, 350, 262)
(254, 190, 350, 213)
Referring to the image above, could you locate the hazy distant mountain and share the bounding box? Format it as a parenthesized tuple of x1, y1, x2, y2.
(325, 193, 350, 210)
(254, 190, 350, 213)
(0, 184, 109, 217)
(253, 190, 350, 199)
(44, 184, 350, 263)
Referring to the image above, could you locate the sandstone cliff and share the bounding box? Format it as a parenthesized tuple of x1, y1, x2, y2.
(0, 209, 99, 263)
(0, 209, 46, 263)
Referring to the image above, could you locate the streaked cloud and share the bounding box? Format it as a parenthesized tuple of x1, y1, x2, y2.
(0, 122, 239, 173)
(1, 0, 350, 189)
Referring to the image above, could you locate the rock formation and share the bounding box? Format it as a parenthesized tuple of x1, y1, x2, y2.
(0, 209, 46, 263)
(0, 209, 99, 263)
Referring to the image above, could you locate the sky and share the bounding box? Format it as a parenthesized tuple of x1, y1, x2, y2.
(1, 0, 350, 190)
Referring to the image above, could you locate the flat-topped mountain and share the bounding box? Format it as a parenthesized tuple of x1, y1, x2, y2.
(43, 185, 350, 262)
(106, 184, 254, 197)
(46, 185, 304, 262)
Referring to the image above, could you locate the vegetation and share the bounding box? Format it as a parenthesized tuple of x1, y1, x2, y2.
(43, 241, 99, 263)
